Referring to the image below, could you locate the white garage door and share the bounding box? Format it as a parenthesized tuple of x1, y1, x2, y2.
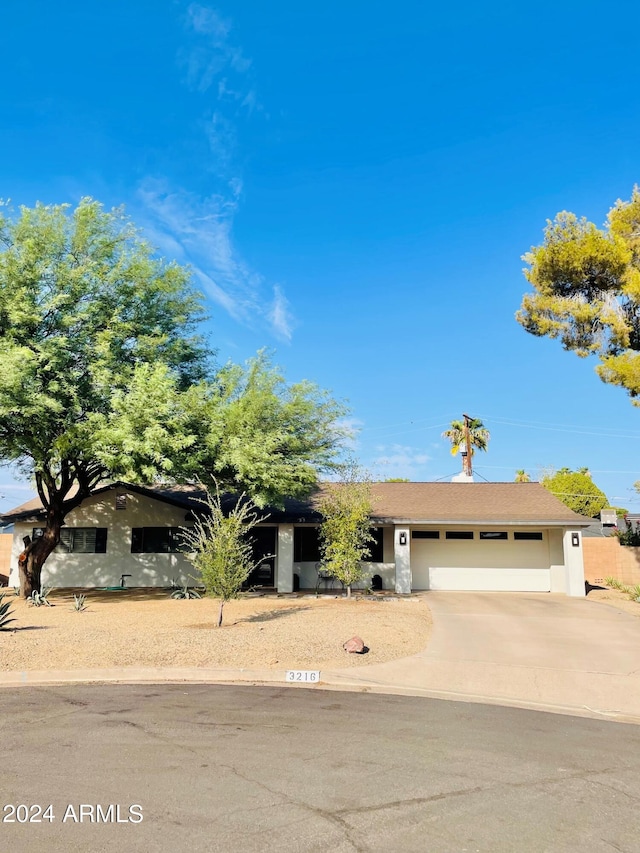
(411, 533, 551, 592)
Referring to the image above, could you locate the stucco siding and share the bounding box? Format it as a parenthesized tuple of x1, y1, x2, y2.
(294, 561, 396, 591)
(293, 525, 395, 590)
(0, 533, 12, 583)
(9, 490, 195, 589)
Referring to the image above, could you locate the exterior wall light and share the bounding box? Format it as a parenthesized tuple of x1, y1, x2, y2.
(571, 532, 580, 547)
(399, 532, 407, 546)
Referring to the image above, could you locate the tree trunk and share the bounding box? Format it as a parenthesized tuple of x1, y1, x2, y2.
(20, 508, 64, 598)
(17, 461, 103, 598)
(346, 584, 351, 599)
(217, 599, 225, 628)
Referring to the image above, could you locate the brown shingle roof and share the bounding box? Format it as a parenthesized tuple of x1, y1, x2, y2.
(364, 482, 592, 525)
(1, 481, 592, 526)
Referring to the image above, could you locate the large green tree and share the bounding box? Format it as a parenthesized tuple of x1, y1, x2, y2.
(517, 187, 640, 402)
(187, 352, 348, 508)
(0, 199, 347, 596)
(0, 198, 207, 596)
(541, 468, 608, 518)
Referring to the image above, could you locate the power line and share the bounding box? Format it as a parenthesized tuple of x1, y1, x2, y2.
(360, 415, 454, 433)
(477, 414, 640, 440)
(475, 465, 640, 475)
(359, 411, 640, 443)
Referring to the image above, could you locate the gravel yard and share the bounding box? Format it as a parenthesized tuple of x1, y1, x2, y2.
(0, 589, 431, 672)
(586, 586, 640, 617)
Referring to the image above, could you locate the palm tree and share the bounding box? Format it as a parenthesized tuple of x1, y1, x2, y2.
(514, 469, 531, 483)
(442, 417, 490, 475)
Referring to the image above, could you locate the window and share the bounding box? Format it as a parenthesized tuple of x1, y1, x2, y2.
(293, 526, 385, 562)
(445, 531, 474, 540)
(294, 527, 321, 562)
(514, 531, 543, 541)
(58, 528, 107, 554)
(366, 527, 385, 563)
(479, 531, 508, 540)
(412, 531, 440, 539)
(131, 527, 186, 554)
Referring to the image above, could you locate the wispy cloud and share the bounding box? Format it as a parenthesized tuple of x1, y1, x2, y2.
(203, 111, 237, 171)
(269, 286, 294, 342)
(138, 178, 262, 322)
(181, 5, 251, 91)
(137, 5, 293, 342)
(370, 444, 431, 481)
(181, 4, 254, 103)
(335, 417, 364, 453)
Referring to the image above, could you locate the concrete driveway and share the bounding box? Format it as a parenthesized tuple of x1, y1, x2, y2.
(325, 593, 640, 723)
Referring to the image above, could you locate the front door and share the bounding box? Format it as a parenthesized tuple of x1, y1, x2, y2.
(246, 526, 277, 588)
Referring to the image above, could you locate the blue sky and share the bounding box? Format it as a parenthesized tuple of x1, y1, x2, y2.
(2, 0, 640, 512)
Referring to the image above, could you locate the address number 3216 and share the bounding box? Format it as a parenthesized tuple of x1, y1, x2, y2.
(286, 671, 320, 683)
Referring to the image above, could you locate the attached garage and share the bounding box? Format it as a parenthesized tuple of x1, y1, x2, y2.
(410, 529, 552, 592)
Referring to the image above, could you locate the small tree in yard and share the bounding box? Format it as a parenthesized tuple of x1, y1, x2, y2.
(318, 471, 374, 598)
(181, 484, 266, 627)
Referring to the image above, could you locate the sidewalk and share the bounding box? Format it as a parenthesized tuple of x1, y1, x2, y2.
(2, 592, 639, 724)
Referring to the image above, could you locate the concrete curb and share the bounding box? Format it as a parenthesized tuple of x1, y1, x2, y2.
(2, 666, 639, 726)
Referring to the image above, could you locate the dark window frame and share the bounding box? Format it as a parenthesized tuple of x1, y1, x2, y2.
(131, 527, 186, 554)
(412, 530, 440, 539)
(34, 527, 108, 554)
(445, 531, 474, 540)
(294, 527, 322, 562)
(365, 527, 385, 563)
(294, 526, 385, 563)
(479, 531, 508, 540)
(513, 531, 544, 541)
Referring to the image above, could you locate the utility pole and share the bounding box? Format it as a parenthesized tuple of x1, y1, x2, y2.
(462, 413, 473, 477)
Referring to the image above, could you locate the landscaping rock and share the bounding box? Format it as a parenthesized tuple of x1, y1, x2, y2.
(343, 635, 365, 654)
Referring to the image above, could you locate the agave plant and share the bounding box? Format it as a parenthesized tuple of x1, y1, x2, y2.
(27, 586, 54, 607)
(71, 593, 88, 612)
(170, 584, 202, 600)
(0, 594, 17, 630)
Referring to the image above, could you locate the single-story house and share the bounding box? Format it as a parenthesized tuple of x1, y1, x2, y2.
(2, 481, 591, 596)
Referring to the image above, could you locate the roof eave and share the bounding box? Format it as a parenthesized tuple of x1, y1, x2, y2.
(0, 480, 204, 524)
(370, 517, 594, 527)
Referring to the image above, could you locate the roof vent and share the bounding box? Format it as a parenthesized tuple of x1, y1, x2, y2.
(600, 508, 617, 527)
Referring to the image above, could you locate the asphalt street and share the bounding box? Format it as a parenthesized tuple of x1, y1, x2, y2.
(1, 684, 639, 852)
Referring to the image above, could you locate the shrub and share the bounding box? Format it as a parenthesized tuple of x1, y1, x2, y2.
(170, 584, 202, 600)
(605, 577, 640, 601)
(0, 594, 16, 630)
(616, 518, 640, 546)
(180, 483, 267, 627)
